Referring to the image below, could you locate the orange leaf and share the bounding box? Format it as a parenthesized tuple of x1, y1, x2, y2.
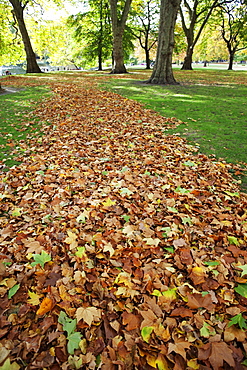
(36, 297, 53, 315)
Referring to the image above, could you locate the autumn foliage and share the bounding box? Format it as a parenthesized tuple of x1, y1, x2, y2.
(0, 74, 247, 370)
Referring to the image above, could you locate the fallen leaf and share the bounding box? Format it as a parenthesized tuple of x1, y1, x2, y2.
(36, 297, 53, 315)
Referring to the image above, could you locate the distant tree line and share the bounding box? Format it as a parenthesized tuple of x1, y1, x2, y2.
(0, 0, 246, 84)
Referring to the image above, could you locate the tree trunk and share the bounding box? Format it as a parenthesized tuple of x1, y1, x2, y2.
(147, 0, 181, 84)
(109, 0, 132, 74)
(9, 0, 42, 74)
(180, 0, 218, 71)
(228, 51, 234, 70)
(181, 49, 193, 70)
(145, 48, 151, 69)
(98, 48, 103, 70)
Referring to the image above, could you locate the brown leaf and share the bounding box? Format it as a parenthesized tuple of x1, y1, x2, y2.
(187, 293, 214, 311)
(122, 312, 141, 331)
(168, 340, 191, 359)
(209, 342, 235, 370)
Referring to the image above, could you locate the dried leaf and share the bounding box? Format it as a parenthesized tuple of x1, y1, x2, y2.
(36, 297, 53, 315)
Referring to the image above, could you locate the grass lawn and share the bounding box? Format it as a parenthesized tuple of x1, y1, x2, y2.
(0, 86, 51, 169)
(98, 68, 247, 191)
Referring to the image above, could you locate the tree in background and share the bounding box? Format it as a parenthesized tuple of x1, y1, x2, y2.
(193, 23, 228, 62)
(68, 0, 112, 70)
(129, 0, 159, 69)
(0, 3, 25, 66)
(109, 0, 132, 73)
(179, 0, 222, 70)
(147, 0, 181, 84)
(218, 0, 247, 70)
(6, 0, 42, 73)
(29, 18, 82, 69)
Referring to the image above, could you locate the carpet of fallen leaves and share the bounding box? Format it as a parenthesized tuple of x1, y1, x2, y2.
(0, 74, 247, 370)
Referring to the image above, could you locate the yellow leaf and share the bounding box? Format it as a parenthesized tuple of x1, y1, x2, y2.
(27, 291, 43, 306)
(102, 197, 116, 207)
(156, 354, 170, 370)
(115, 272, 133, 288)
(64, 231, 78, 250)
(146, 354, 157, 367)
(187, 359, 200, 369)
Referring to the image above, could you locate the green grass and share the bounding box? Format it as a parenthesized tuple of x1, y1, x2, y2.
(0, 86, 51, 169)
(98, 68, 247, 191)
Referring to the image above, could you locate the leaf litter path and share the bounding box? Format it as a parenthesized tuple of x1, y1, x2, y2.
(0, 75, 247, 370)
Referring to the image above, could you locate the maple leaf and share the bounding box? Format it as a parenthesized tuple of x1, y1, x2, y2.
(168, 341, 191, 360)
(228, 236, 240, 246)
(0, 359, 20, 370)
(64, 231, 78, 250)
(122, 224, 136, 237)
(11, 207, 22, 217)
(200, 322, 216, 338)
(67, 332, 82, 355)
(144, 237, 161, 247)
(76, 306, 101, 326)
(234, 283, 247, 298)
(102, 197, 116, 207)
(209, 342, 235, 369)
(228, 313, 247, 330)
(119, 187, 133, 196)
(122, 312, 141, 331)
(103, 242, 115, 257)
(31, 250, 51, 268)
(27, 291, 43, 305)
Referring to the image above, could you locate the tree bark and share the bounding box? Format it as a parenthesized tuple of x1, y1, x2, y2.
(145, 48, 151, 69)
(9, 0, 42, 73)
(109, 0, 132, 73)
(147, 0, 181, 84)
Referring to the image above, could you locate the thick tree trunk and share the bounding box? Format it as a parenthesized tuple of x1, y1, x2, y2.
(147, 0, 181, 84)
(181, 39, 194, 70)
(111, 30, 127, 73)
(109, 0, 132, 74)
(181, 50, 193, 70)
(9, 0, 42, 74)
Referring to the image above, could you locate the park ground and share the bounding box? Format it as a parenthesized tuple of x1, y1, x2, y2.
(0, 71, 247, 370)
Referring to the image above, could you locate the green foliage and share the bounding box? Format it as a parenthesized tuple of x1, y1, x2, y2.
(0, 3, 25, 65)
(31, 250, 51, 268)
(67, 0, 112, 69)
(228, 313, 247, 330)
(234, 283, 247, 298)
(8, 283, 20, 299)
(141, 326, 153, 343)
(58, 311, 82, 354)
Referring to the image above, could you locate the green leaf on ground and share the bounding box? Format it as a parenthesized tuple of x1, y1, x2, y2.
(234, 283, 247, 298)
(228, 313, 247, 330)
(67, 332, 82, 354)
(141, 326, 154, 343)
(8, 283, 20, 299)
(31, 250, 51, 268)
